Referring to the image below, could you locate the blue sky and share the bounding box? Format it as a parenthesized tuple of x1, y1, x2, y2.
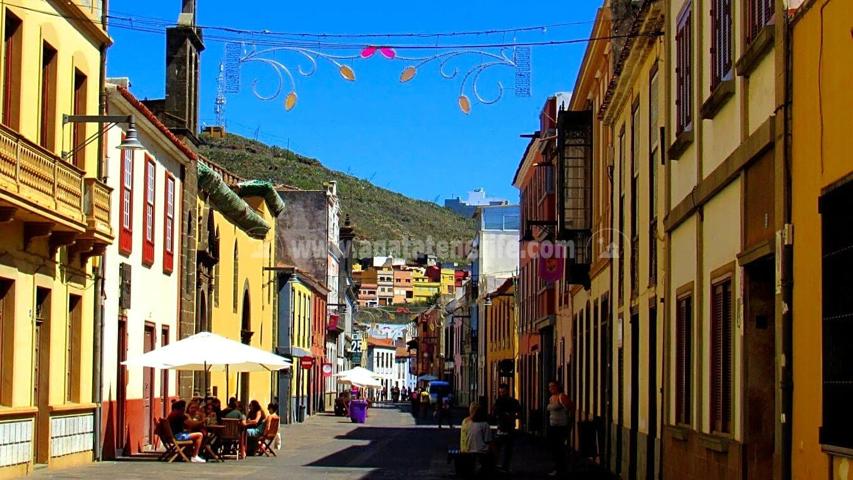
(106, 0, 599, 204)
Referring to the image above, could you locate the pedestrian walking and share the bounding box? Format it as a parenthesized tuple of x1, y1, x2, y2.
(492, 383, 521, 472)
(419, 388, 431, 419)
(435, 395, 452, 428)
(546, 381, 573, 476)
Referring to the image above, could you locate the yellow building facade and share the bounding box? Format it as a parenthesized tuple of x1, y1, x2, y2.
(790, 1, 853, 479)
(197, 161, 280, 409)
(440, 268, 455, 295)
(484, 279, 515, 410)
(662, 0, 786, 479)
(0, 1, 112, 476)
(412, 269, 440, 303)
(598, 3, 665, 478)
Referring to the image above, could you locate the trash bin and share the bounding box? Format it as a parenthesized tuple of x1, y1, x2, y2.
(350, 400, 368, 423)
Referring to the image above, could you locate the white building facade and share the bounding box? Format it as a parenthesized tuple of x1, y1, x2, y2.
(100, 82, 192, 455)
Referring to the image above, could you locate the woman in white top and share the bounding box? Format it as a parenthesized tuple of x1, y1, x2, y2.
(460, 402, 493, 454)
(546, 381, 574, 476)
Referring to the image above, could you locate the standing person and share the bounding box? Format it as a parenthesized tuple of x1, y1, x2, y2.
(419, 388, 431, 419)
(436, 395, 452, 429)
(459, 402, 495, 474)
(492, 383, 521, 472)
(167, 400, 206, 463)
(411, 387, 420, 416)
(546, 381, 573, 476)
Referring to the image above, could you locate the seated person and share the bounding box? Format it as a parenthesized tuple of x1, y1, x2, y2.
(186, 400, 206, 431)
(265, 403, 282, 452)
(166, 400, 206, 463)
(204, 403, 219, 426)
(458, 402, 495, 473)
(221, 397, 246, 420)
(244, 400, 267, 455)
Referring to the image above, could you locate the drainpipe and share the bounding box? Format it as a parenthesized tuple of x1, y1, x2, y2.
(92, 0, 109, 461)
(780, 6, 794, 480)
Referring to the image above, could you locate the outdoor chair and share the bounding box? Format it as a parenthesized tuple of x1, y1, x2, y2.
(158, 419, 194, 463)
(217, 418, 244, 460)
(257, 415, 280, 457)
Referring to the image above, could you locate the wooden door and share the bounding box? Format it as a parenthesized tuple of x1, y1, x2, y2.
(33, 288, 50, 464)
(116, 318, 128, 454)
(628, 312, 639, 480)
(646, 306, 658, 480)
(744, 258, 775, 480)
(143, 325, 155, 445)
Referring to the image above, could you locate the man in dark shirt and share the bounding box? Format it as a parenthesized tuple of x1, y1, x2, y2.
(166, 400, 206, 462)
(492, 383, 521, 472)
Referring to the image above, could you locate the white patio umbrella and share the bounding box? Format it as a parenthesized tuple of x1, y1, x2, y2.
(417, 374, 439, 382)
(122, 331, 291, 395)
(336, 370, 383, 389)
(333, 366, 382, 379)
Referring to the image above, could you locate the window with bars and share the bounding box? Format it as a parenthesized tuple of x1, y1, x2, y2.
(710, 277, 733, 434)
(675, 293, 692, 425)
(747, 0, 774, 43)
(40, 42, 57, 151)
(71, 70, 87, 169)
(2, 11, 22, 129)
(675, 2, 693, 135)
(232, 241, 239, 313)
(819, 180, 853, 448)
(631, 101, 640, 298)
(119, 145, 133, 255)
(649, 66, 659, 284)
(142, 157, 156, 265)
(711, 0, 733, 90)
(618, 125, 626, 304)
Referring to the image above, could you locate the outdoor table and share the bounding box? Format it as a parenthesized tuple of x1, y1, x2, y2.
(203, 424, 224, 462)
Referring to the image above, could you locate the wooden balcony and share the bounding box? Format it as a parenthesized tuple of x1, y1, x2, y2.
(83, 177, 113, 244)
(0, 123, 113, 258)
(0, 122, 85, 230)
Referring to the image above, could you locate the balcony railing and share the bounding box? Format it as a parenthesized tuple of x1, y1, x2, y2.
(84, 177, 113, 242)
(0, 123, 84, 226)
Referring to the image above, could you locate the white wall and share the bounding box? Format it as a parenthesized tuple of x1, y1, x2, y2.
(101, 93, 184, 404)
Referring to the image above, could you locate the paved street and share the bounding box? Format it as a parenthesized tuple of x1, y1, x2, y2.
(29, 404, 615, 480)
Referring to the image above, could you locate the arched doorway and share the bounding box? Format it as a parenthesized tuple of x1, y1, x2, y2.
(239, 287, 252, 406)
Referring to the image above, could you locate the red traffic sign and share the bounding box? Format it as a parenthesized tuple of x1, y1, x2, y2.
(299, 357, 315, 369)
(322, 363, 333, 377)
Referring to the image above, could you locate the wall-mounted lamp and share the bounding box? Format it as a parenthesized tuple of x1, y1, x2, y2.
(62, 114, 143, 160)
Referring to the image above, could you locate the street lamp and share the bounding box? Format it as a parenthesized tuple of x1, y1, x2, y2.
(62, 114, 143, 160)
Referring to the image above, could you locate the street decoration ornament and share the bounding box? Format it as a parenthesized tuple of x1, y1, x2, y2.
(229, 43, 361, 112)
(224, 41, 532, 114)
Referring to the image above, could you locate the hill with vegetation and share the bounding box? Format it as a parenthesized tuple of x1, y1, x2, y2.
(199, 133, 475, 258)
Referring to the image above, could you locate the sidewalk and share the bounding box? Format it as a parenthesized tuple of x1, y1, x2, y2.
(29, 403, 618, 480)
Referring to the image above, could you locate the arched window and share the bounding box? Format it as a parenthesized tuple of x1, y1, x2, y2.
(232, 241, 238, 313)
(213, 227, 220, 306)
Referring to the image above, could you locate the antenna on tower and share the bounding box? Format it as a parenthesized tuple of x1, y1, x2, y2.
(214, 61, 227, 128)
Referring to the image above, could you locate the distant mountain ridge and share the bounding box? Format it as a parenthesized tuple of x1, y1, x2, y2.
(199, 133, 476, 256)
